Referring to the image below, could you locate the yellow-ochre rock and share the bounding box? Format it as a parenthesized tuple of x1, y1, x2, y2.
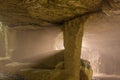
(80, 59, 93, 80)
(51, 59, 93, 80)
(0, 0, 103, 25)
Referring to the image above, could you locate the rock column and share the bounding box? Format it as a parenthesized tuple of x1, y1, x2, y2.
(64, 17, 87, 80)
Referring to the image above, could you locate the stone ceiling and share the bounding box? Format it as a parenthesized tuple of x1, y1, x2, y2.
(0, 0, 120, 27)
(0, 0, 102, 27)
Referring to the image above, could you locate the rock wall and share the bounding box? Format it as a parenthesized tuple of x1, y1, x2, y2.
(0, 24, 8, 57)
(0, 24, 5, 56)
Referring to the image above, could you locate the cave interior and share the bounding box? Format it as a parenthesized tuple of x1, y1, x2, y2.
(0, 0, 120, 80)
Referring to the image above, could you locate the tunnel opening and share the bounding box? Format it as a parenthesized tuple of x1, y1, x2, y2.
(0, 24, 66, 72)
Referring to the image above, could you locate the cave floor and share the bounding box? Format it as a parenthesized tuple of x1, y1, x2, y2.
(0, 57, 53, 80)
(0, 57, 119, 80)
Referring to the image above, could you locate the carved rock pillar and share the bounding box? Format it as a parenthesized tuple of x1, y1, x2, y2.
(64, 17, 87, 80)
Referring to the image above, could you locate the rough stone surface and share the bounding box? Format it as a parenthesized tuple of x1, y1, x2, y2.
(80, 59, 93, 80)
(50, 70, 65, 80)
(53, 58, 93, 80)
(0, 0, 47, 26)
(63, 16, 87, 80)
(0, 0, 119, 25)
(23, 0, 102, 23)
(102, 0, 120, 15)
(0, 0, 103, 26)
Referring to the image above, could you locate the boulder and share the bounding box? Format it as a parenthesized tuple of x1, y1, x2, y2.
(52, 59, 93, 80)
